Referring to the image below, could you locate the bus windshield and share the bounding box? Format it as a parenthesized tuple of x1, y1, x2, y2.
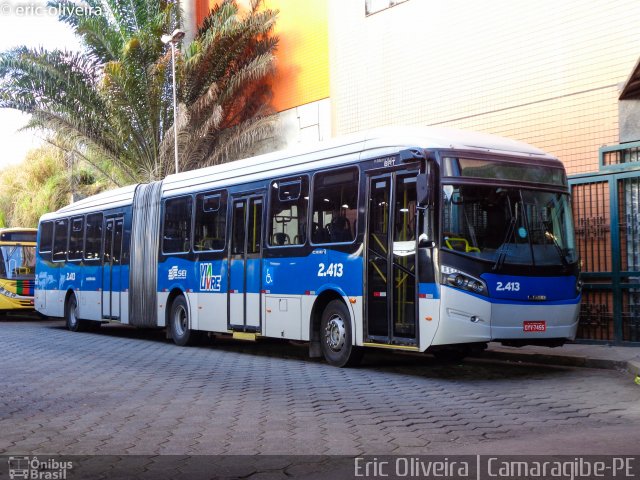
(0, 245, 36, 279)
(442, 184, 577, 267)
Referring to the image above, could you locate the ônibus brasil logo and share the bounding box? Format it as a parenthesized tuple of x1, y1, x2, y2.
(8, 456, 73, 480)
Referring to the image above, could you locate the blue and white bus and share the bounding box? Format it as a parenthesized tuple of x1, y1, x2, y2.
(34, 127, 581, 366)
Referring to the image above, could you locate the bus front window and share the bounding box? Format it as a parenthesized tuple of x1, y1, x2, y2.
(0, 245, 36, 279)
(441, 184, 577, 266)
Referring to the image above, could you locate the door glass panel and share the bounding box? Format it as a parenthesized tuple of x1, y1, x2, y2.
(229, 197, 263, 330)
(103, 221, 114, 265)
(393, 176, 416, 338)
(367, 178, 390, 337)
(102, 219, 116, 318)
(246, 198, 263, 329)
(248, 199, 263, 254)
(231, 201, 246, 255)
(113, 220, 123, 265)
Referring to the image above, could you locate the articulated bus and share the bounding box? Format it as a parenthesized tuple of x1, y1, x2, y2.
(0, 228, 36, 315)
(34, 128, 581, 366)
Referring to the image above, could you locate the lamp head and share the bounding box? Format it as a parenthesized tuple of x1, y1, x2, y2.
(161, 29, 186, 44)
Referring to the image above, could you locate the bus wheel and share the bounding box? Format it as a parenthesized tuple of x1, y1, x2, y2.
(65, 295, 85, 332)
(320, 300, 363, 368)
(170, 295, 199, 346)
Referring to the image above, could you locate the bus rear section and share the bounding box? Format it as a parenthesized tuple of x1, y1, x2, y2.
(0, 228, 36, 314)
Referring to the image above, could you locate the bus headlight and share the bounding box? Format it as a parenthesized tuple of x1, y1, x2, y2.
(441, 266, 488, 296)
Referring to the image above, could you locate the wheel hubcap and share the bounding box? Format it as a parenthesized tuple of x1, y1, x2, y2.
(324, 314, 346, 352)
(69, 301, 77, 326)
(174, 305, 187, 336)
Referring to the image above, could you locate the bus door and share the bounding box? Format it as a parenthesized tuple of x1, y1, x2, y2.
(366, 172, 418, 346)
(228, 194, 264, 332)
(102, 216, 123, 319)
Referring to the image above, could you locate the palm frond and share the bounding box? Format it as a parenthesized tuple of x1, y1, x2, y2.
(204, 114, 279, 166)
(1, 0, 279, 186)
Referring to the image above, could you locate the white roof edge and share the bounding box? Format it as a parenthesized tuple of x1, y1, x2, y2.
(362, 126, 554, 158)
(162, 130, 369, 187)
(162, 126, 557, 191)
(41, 184, 140, 220)
(42, 126, 559, 220)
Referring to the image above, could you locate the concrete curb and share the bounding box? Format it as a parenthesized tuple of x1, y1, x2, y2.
(474, 349, 634, 376)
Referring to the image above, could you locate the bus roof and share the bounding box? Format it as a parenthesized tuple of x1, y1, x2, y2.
(48, 184, 138, 218)
(44, 127, 560, 218)
(0, 227, 37, 233)
(0, 227, 37, 244)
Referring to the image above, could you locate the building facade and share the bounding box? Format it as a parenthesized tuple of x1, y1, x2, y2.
(190, 0, 640, 343)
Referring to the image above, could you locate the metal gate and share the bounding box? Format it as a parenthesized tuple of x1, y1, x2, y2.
(569, 146, 640, 344)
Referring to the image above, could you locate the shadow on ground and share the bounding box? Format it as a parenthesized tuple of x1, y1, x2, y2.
(32, 319, 574, 382)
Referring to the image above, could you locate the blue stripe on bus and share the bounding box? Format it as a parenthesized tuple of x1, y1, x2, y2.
(156, 249, 364, 297)
(444, 284, 581, 306)
(36, 262, 116, 292)
(418, 283, 440, 299)
(480, 273, 578, 302)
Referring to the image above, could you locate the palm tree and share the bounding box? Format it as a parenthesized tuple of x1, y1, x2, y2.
(169, 0, 279, 171)
(0, 0, 278, 183)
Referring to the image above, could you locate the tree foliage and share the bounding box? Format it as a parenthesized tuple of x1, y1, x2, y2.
(0, 0, 278, 183)
(0, 145, 106, 228)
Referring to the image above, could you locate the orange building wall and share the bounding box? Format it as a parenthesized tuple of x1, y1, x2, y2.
(194, 0, 330, 113)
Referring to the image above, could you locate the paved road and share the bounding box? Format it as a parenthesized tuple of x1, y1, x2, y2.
(1, 319, 640, 459)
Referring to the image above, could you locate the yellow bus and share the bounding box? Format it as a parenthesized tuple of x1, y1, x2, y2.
(0, 228, 36, 314)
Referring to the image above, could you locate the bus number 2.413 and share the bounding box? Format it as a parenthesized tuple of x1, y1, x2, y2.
(317, 263, 344, 278)
(496, 281, 520, 292)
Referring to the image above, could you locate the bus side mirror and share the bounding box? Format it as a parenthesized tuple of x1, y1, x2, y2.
(417, 172, 430, 205)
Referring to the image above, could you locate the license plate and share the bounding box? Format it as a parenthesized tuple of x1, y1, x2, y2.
(523, 320, 546, 332)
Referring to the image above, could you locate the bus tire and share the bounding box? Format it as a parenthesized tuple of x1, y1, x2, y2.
(65, 295, 85, 332)
(170, 295, 199, 346)
(320, 299, 363, 368)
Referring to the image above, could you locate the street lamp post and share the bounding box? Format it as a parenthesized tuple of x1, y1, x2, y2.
(161, 28, 186, 175)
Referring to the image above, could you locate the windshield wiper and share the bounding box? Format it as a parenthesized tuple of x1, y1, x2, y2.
(545, 231, 569, 266)
(492, 215, 516, 271)
(492, 195, 517, 271)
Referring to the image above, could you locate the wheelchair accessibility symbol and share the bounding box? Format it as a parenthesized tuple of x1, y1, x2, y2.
(265, 269, 273, 285)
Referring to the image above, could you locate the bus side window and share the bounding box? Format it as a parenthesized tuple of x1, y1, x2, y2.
(268, 177, 309, 246)
(311, 167, 358, 244)
(84, 213, 103, 260)
(194, 190, 227, 251)
(68, 216, 84, 261)
(38, 221, 54, 261)
(52, 218, 69, 262)
(163, 196, 193, 254)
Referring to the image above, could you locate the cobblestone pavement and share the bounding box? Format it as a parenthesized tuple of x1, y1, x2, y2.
(2, 320, 640, 458)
